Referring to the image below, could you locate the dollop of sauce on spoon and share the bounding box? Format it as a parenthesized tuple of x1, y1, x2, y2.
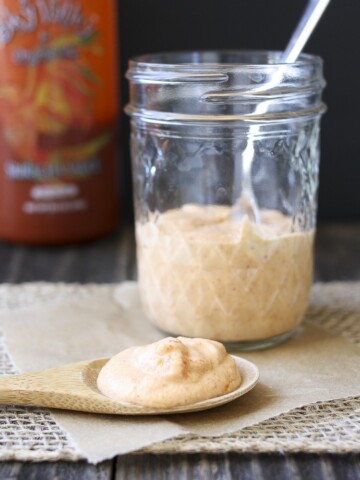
(97, 337, 241, 408)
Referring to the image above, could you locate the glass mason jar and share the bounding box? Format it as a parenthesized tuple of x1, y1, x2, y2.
(126, 51, 326, 350)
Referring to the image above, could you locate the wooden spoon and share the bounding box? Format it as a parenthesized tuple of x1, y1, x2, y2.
(0, 356, 259, 415)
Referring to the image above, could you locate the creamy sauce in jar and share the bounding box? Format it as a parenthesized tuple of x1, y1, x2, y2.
(97, 337, 241, 408)
(136, 205, 314, 342)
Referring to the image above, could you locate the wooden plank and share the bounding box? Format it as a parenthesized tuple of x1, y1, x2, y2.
(116, 454, 219, 480)
(314, 223, 360, 281)
(0, 229, 125, 284)
(115, 453, 360, 479)
(0, 243, 25, 283)
(115, 226, 137, 281)
(329, 454, 360, 480)
(116, 453, 266, 480)
(0, 460, 113, 480)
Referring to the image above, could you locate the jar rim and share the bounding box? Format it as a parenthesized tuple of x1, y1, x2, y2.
(128, 50, 323, 71)
(126, 50, 325, 125)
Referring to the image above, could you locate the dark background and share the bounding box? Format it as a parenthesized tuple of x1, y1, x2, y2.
(118, 0, 360, 222)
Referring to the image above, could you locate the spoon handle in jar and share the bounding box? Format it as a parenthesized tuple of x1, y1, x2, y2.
(282, 0, 331, 63)
(233, 0, 331, 222)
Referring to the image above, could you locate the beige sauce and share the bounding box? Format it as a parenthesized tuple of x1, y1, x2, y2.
(136, 205, 314, 342)
(97, 337, 241, 408)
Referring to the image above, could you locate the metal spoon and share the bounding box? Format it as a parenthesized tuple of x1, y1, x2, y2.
(0, 355, 259, 415)
(234, 0, 331, 223)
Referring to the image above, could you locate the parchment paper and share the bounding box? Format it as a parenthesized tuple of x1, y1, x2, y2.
(1, 282, 360, 463)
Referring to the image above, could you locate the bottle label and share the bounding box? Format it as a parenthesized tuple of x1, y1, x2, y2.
(0, 0, 119, 225)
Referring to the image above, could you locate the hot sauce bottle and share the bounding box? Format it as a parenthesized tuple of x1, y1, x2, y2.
(0, 0, 120, 244)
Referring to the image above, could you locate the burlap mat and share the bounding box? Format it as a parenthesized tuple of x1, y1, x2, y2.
(0, 282, 359, 461)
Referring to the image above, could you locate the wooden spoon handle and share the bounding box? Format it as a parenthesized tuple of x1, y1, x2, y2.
(0, 372, 54, 408)
(0, 361, 131, 413)
(0, 362, 88, 409)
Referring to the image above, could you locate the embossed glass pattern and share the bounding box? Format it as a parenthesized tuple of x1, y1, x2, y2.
(126, 51, 326, 349)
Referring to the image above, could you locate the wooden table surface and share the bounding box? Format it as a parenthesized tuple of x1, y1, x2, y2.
(0, 223, 359, 480)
